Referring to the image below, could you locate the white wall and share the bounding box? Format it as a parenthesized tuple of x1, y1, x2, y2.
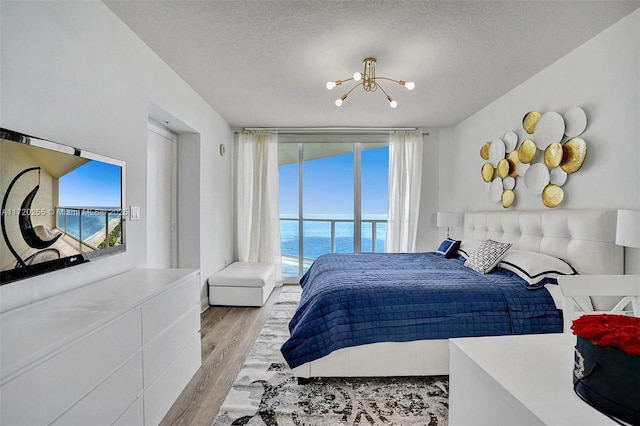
(430, 9, 640, 271)
(0, 1, 234, 312)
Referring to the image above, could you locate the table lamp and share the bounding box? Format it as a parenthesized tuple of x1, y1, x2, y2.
(437, 212, 460, 238)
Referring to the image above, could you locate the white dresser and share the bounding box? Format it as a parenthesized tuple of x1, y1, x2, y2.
(449, 333, 616, 425)
(0, 269, 201, 426)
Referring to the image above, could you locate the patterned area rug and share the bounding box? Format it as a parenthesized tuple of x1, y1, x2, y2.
(212, 286, 449, 426)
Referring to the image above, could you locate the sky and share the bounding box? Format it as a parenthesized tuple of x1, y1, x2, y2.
(279, 146, 388, 217)
(58, 160, 122, 208)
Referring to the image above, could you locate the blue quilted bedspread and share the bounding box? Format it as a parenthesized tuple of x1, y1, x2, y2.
(281, 252, 562, 369)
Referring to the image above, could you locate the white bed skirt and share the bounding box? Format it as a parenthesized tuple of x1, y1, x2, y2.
(292, 339, 450, 378)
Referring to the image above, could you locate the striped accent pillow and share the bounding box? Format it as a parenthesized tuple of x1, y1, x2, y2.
(498, 250, 577, 286)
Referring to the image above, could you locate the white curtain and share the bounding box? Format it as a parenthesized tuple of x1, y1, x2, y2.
(237, 131, 282, 283)
(385, 130, 423, 253)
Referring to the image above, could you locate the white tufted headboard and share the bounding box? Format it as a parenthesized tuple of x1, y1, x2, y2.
(463, 210, 623, 276)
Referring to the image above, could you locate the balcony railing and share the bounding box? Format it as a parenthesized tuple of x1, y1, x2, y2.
(57, 207, 123, 251)
(280, 216, 387, 277)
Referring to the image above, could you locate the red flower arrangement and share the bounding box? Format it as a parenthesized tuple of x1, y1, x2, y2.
(571, 314, 640, 356)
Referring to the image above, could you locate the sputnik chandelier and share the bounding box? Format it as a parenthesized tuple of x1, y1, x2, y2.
(326, 57, 414, 108)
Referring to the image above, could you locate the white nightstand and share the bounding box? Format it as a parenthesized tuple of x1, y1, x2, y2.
(558, 274, 640, 332)
(449, 334, 616, 425)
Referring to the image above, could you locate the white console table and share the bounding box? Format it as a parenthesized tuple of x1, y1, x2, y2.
(449, 333, 616, 425)
(0, 269, 201, 426)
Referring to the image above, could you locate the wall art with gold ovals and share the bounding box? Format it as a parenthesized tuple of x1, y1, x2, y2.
(480, 142, 490, 160)
(542, 184, 564, 208)
(560, 137, 587, 174)
(496, 159, 510, 179)
(534, 112, 565, 149)
(479, 106, 589, 209)
(522, 111, 541, 134)
(488, 138, 506, 166)
(502, 189, 515, 208)
(520, 107, 588, 208)
(518, 139, 538, 164)
(506, 151, 519, 177)
(481, 163, 494, 182)
(544, 143, 563, 168)
(479, 132, 521, 208)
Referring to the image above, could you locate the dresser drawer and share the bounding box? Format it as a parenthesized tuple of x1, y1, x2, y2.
(113, 396, 144, 426)
(144, 334, 201, 426)
(1, 309, 142, 425)
(141, 274, 199, 344)
(143, 304, 200, 386)
(52, 353, 143, 425)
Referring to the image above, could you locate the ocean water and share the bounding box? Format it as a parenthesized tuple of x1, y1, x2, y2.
(280, 216, 387, 277)
(57, 208, 121, 241)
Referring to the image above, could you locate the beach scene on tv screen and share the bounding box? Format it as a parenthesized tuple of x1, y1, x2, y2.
(1, 138, 123, 279)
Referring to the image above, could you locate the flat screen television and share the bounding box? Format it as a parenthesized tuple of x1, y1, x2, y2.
(0, 127, 126, 285)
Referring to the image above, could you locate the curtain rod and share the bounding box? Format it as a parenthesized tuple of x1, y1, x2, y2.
(235, 127, 429, 135)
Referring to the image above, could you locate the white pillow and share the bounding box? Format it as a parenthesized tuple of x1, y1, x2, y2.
(498, 249, 577, 285)
(457, 239, 483, 259)
(464, 239, 512, 274)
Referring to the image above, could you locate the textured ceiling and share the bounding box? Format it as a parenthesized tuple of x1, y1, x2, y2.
(104, 1, 640, 129)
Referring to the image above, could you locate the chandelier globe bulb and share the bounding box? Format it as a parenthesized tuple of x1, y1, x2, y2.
(326, 81, 336, 90)
(405, 81, 415, 90)
(353, 72, 362, 81)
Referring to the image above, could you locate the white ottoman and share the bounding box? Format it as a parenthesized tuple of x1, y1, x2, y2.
(208, 262, 276, 307)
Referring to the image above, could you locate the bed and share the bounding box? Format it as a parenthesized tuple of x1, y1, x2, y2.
(283, 210, 623, 379)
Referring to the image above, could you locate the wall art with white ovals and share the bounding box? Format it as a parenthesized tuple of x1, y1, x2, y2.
(478, 106, 588, 208)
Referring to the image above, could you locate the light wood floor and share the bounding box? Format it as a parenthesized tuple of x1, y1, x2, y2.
(160, 286, 283, 426)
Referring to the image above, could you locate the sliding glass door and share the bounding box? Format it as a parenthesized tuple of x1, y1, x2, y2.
(278, 144, 300, 278)
(279, 140, 388, 279)
(361, 146, 389, 253)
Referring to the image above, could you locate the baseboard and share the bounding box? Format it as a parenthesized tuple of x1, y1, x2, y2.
(200, 297, 209, 313)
